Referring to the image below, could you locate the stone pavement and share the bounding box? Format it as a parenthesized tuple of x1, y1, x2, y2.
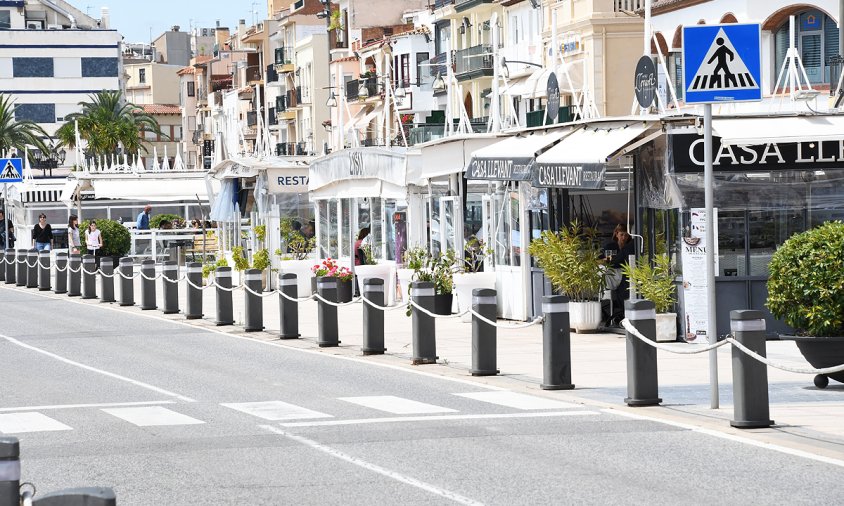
(16, 266, 844, 459)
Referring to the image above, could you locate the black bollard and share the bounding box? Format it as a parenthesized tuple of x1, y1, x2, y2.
(161, 261, 179, 314)
(15, 249, 27, 287)
(214, 267, 234, 326)
(541, 295, 574, 390)
(99, 259, 115, 303)
(81, 255, 97, 299)
(278, 273, 299, 339)
(118, 258, 134, 307)
(0, 250, 5, 283)
(471, 288, 499, 376)
(411, 281, 437, 364)
(0, 437, 20, 506)
(67, 253, 81, 296)
(185, 262, 203, 320)
(730, 310, 774, 428)
(3, 249, 13, 284)
(244, 268, 264, 332)
(32, 487, 116, 506)
(362, 277, 385, 355)
(54, 252, 67, 294)
(26, 249, 38, 288)
(624, 299, 662, 406)
(140, 260, 157, 310)
(316, 277, 339, 347)
(38, 250, 51, 291)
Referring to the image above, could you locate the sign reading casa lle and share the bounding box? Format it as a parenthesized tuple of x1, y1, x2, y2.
(672, 134, 844, 172)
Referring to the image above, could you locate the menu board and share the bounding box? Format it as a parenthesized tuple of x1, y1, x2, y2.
(681, 208, 719, 343)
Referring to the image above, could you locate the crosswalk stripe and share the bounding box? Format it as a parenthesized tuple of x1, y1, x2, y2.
(339, 396, 457, 415)
(453, 391, 580, 410)
(101, 406, 205, 427)
(221, 401, 332, 421)
(0, 412, 73, 433)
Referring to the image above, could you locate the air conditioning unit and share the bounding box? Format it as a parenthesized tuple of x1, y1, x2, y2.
(201, 28, 209, 36)
(26, 20, 45, 29)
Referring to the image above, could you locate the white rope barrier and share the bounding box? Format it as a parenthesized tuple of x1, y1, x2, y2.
(117, 270, 142, 280)
(361, 296, 410, 311)
(469, 309, 545, 329)
(184, 277, 215, 290)
(243, 284, 283, 299)
(408, 299, 471, 320)
(312, 292, 364, 307)
(621, 318, 730, 354)
(211, 279, 241, 292)
(139, 270, 161, 282)
(725, 337, 844, 375)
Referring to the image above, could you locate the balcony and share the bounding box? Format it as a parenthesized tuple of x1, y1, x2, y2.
(408, 123, 446, 145)
(296, 86, 306, 104)
(245, 65, 262, 84)
(286, 89, 299, 109)
(268, 107, 277, 125)
(275, 142, 311, 156)
(454, 44, 493, 81)
(346, 77, 380, 102)
(455, 0, 491, 12)
(329, 29, 348, 50)
(614, 0, 645, 12)
(430, 0, 455, 9)
(246, 111, 258, 127)
(525, 107, 574, 128)
(275, 47, 295, 73)
(266, 64, 279, 84)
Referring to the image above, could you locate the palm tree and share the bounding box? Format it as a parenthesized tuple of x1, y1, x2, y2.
(55, 90, 162, 160)
(0, 94, 50, 158)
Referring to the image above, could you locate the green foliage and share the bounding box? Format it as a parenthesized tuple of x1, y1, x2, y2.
(767, 221, 844, 336)
(202, 258, 228, 279)
(622, 253, 676, 313)
(252, 248, 271, 271)
(528, 221, 604, 301)
(328, 9, 343, 31)
(231, 246, 250, 271)
(462, 236, 491, 273)
(254, 224, 267, 243)
(404, 247, 458, 295)
(0, 94, 50, 158)
(279, 218, 314, 260)
(78, 219, 131, 257)
(360, 244, 377, 265)
(149, 214, 184, 229)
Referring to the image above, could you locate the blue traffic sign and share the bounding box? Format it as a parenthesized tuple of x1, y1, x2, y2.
(0, 158, 23, 183)
(683, 23, 762, 104)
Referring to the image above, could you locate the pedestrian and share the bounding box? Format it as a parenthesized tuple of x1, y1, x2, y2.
(6, 223, 15, 249)
(85, 220, 103, 259)
(0, 209, 7, 249)
(607, 227, 635, 325)
(354, 227, 370, 266)
(136, 205, 152, 230)
(32, 213, 53, 251)
(67, 215, 81, 254)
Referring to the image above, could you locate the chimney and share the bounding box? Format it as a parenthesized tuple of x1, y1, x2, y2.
(172, 25, 180, 31)
(100, 7, 110, 29)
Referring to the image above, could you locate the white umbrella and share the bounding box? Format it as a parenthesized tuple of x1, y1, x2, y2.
(161, 146, 171, 171)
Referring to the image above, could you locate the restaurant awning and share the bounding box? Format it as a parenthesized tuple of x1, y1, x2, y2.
(408, 133, 503, 184)
(713, 115, 844, 146)
(308, 147, 406, 200)
(92, 178, 213, 201)
(466, 129, 572, 181)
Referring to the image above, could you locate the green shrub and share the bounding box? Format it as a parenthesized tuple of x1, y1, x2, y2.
(622, 253, 676, 313)
(767, 221, 844, 336)
(529, 222, 603, 301)
(231, 246, 250, 271)
(149, 213, 185, 229)
(252, 248, 271, 271)
(202, 258, 228, 279)
(79, 219, 131, 257)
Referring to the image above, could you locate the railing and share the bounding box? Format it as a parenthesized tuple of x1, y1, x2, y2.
(456, 0, 491, 8)
(345, 79, 359, 101)
(268, 107, 277, 125)
(266, 64, 278, 83)
(245, 65, 262, 83)
(276, 142, 311, 156)
(614, 0, 644, 12)
(431, 0, 455, 9)
(296, 86, 304, 103)
(345, 77, 379, 101)
(246, 111, 257, 127)
(409, 124, 446, 145)
(276, 95, 287, 111)
(418, 53, 449, 91)
(454, 44, 493, 78)
(286, 89, 298, 108)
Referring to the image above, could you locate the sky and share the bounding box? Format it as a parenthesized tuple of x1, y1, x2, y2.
(100, 0, 267, 43)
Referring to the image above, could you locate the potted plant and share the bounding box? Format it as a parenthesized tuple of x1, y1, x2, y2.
(767, 221, 844, 388)
(202, 258, 228, 283)
(432, 249, 459, 315)
(311, 258, 353, 302)
(354, 244, 396, 304)
(277, 218, 316, 295)
(453, 237, 496, 322)
(529, 222, 604, 332)
(622, 253, 677, 342)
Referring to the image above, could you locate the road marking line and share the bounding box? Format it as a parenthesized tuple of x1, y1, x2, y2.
(339, 396, 458, 415)
(278, 410, 599, 428)
(0, 332, 196, 403)
(0, 401, 177, 412)
(0, 412, 73, 434)
(260, 424, 484, 506)
(101, 406, 205, 427)
(602, 409, 844, 469)
(453, 391, 581, 410)
(221, 401, 332, 421)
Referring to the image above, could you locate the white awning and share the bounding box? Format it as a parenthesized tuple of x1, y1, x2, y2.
(92, 178, 213, 201)
(501, 75, 531, 97)
(713, 115, 844, 146)
(309, 147, 406, 200)
(536, 121, 651, 165)
(59, 180, 79, 207)
(408, 134, 503, 183)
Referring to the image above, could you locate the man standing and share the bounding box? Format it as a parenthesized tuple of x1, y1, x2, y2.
(0, 209, 7, 249)
(137, 205, 152, 230)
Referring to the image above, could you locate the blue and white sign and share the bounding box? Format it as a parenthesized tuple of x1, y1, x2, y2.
(683, 23, 762, 104)
(0, 158, 23, 183)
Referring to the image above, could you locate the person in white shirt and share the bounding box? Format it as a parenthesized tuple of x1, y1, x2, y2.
(85, 220, 103, 258)
(67, 215, 81, 254)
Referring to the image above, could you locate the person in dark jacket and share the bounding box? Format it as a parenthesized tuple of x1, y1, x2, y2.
(31, 213, 53, 251)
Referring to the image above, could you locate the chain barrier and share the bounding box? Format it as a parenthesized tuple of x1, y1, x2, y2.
(97, 269, 116, 279)
(211, 279, 241, 292)
(117, 269, 141, 280)
(25, 258, 39, 268)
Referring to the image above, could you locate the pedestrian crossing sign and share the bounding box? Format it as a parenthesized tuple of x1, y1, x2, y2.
(683, 23, 762, 104)
(0, 158, 23, 183)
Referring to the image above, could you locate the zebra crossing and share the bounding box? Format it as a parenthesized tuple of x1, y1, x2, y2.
(0, 391, 596, 434)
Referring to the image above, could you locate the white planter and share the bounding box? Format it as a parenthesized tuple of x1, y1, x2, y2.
(656, 312, 678, 342)
(277, 259, 316, 296)
(396, 268, 414, 303)
(454, 271, 497, 323)
(570, 301, 602, 333)
(355, 263, 396, 305)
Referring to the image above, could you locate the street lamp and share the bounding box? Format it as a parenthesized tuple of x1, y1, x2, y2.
(326, 91, 337, 107)
(500, 56, 543, 80)
(394, 86, 406, 98)
(358, 82, 369, 98)
(432, 72, 445, 92)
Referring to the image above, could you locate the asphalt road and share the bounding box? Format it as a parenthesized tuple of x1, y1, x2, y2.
(1, 285, 843, 505)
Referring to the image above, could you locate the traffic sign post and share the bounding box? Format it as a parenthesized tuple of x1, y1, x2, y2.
(1, 158, 23, 254)
(682, 24, 762, 410)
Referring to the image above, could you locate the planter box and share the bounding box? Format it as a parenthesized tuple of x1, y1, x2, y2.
(434, 293, 453, 315)
(655, 312, 677, 342)
(570, 301, 602, 333)
(278, 259, 315, 296)
(354, 264, 395, 305)
(454, 271, 496, 323)
(312, 276, 353, 302)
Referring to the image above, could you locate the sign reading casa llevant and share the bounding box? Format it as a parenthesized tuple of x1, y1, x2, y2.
(466, 157, 533, 181)
(672, 134, 844, 172)
(532, 163, 605, 189)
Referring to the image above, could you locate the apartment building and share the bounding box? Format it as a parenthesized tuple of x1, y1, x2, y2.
(152, 26, 192, 66)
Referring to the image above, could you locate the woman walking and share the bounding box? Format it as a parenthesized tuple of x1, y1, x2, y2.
(32, 213, 53, 251)
(85, 220, 103, 259)
(67, 215, 81, 254)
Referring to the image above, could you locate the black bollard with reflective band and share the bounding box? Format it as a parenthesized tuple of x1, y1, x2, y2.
(278, 273, 299, 339)
(0, 437, 21, 506)
(3, 249, 13, 284)
(624, 299, 662, 406)
(471, 288, 499, 376)
(99, 260, 115, 303)
(67, 253, 81, 296)
(411, 281, 437, 364)
(16, 249, 27, 286)
(38, 250, 51, 291)
(32, 487, 117, 506)
(81, 255, 97, 299)
(0, 250, 4, 283)
(26, 249, 38, 288)
(54, 252, 67, 294)
(362, 278, 385, 355)
(541, 295, 575, 390)
(214, 267, 234, 326)
(118, 258, 134, 306)
(316, 277, 339, 347)
(185, 262, 203, 319)
(244, 268, 264, 332)
(140, 260, 157, 310)
(730, 310, 774, 428)
(161, 261, 180, 314)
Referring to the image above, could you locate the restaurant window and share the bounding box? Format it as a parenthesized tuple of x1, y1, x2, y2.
(0, 10, 11, 29)
(491, 181, 521, 267)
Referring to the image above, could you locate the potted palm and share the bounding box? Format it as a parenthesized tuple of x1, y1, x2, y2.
(529, 222, 604, 332)
(453, 237, 496, 322)
(622, 253, 677, 341)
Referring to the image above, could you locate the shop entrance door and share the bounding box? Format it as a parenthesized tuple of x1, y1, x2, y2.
(428, 196, 463, 255)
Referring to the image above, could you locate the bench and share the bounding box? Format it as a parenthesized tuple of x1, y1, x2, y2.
(186, 233, 220, 261)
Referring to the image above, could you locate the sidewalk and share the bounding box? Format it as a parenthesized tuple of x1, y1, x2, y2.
(24, 268, 844, 458)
